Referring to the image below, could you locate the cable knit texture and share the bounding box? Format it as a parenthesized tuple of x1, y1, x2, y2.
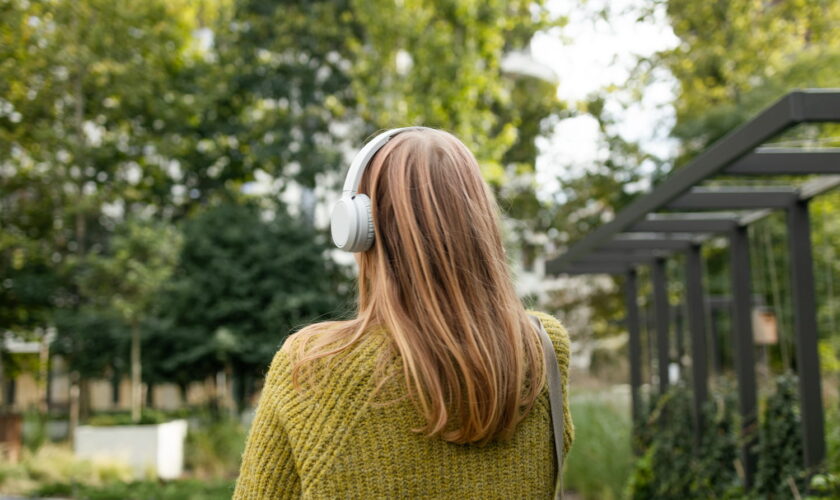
(234, 311, 573, 499)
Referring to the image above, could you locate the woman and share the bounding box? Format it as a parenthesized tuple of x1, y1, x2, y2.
(234, 127, 573, 499)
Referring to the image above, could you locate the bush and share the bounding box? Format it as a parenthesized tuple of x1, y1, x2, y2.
(85, 408, 189, 426)
(33, 478, 235, 500)
(692, 383, 741, 498)
(753, 372, 808, 498)
(626, 373, 834, 499)
(22, 409, 48, 452)
(625, 384, 696, 499)
(185, 414, 247, 479)
(0, 444, 134, 496)
(825, 402, 840, 478)
(564, 388, 634, 500)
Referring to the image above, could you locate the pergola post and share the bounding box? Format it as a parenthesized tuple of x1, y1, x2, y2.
(652, 258, 670, 394)
(674, 305, 685, 376)
(625, 270, 643, 427)
(786, 199, 826, 470)
(543, 91, 840, 483)
(684, 244, 709, 441)
(708, 307, 722, 375)
(645, 302, 655, 387)
(729, 225, 759, 486)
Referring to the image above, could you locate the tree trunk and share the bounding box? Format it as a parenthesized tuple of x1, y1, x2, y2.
(225, 361, 236, 417)
(178, 381, 188, 407)
(130, 322, 141, 423)
(146, 383, 154, 409)
(68, 370, 80, 448)
(79, 378, 91, 420)
(38, 340, 49, 415)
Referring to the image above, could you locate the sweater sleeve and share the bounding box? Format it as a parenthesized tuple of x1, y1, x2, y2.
(528, 310, 575, 455)
(234, 350, 302, 499)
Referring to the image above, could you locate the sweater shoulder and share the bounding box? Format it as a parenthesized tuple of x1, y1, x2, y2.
(263, 325, 387, 406)
(526, 310, 571, 366)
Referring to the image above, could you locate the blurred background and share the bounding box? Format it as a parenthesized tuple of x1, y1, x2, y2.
(1, 0, 839, 498)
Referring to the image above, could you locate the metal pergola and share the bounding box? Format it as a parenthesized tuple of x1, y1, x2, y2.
(546, 89, 840, 485)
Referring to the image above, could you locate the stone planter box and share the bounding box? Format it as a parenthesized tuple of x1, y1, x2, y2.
(74, 419, 188, 479)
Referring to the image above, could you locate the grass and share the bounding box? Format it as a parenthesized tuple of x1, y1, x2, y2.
(563, 387, 635, 500)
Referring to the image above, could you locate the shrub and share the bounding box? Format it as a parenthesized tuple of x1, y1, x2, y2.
(33, 478, 235, 500)
(184, 414, 247, 479)
(692, 383, 741, 498)
(625, 384, 696, 499)
(85, 408, 189, 426)
(626, 373, 833, 499)
(753, 372, 808, 498)
(0, 444, 134, 496)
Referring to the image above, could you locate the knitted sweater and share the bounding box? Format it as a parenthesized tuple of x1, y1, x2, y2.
(233, 311, 573, 499)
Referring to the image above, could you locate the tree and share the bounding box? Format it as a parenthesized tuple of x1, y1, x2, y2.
(658, 0, 840, 163)
(3, 0, 577, 417)
(153, 202, 351, 409)
(347, 0, 562, 184)
(79, 219, 181, 422)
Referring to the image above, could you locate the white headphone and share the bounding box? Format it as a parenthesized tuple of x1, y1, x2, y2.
(330, 127, 425, 252)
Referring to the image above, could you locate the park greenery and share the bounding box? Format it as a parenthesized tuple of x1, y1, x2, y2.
(1, 0, 561, 424)
(1, 0, 840, 497)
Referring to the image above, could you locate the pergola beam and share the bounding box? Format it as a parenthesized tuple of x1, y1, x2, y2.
(629, 215, 739, 233)
(667, 188, 799, 210)
(607, 237, 696, 251)
(576, 252, 658, 264)
(546, 90, 840, 273)
(551, 263, 630, 275)
(725, 148, 840, 175)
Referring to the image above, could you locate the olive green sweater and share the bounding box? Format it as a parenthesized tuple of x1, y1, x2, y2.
(233, 311, 573, 499)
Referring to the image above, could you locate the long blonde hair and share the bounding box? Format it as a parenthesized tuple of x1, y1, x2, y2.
(287, 128, 545, 445)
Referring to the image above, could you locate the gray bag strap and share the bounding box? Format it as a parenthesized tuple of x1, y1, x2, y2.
(530, 315, 565, 500)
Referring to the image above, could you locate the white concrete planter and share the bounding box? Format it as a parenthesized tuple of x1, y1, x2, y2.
(74, 419, 188, 479)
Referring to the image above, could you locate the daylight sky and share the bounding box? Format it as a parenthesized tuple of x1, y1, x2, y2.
(531, 0, 680, 200)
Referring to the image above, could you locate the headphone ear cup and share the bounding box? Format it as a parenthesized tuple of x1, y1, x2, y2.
(352, 194, 374, 252)
(330, 196, 356, 251)
(330, 194, 374, 252)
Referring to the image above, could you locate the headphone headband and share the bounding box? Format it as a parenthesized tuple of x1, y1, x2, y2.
(341, 127, 425, 195)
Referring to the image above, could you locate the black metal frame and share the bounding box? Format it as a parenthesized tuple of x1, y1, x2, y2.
(545, 89, 840, 476)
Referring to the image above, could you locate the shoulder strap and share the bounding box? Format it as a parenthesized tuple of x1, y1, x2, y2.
(530, 315, 565, 500)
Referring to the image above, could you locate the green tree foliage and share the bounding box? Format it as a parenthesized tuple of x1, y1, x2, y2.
(660, 0, 840, 161)
(149, 203, 351, 395)
(79, 220, 182, 326)
(0, 0, 203, 348)
(209, 0, 354, 190)
(2, 0, 569, 397)
(555, 0, 840, 341)
(347, 0, 562, 183)
(78, 219, 181, 420)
